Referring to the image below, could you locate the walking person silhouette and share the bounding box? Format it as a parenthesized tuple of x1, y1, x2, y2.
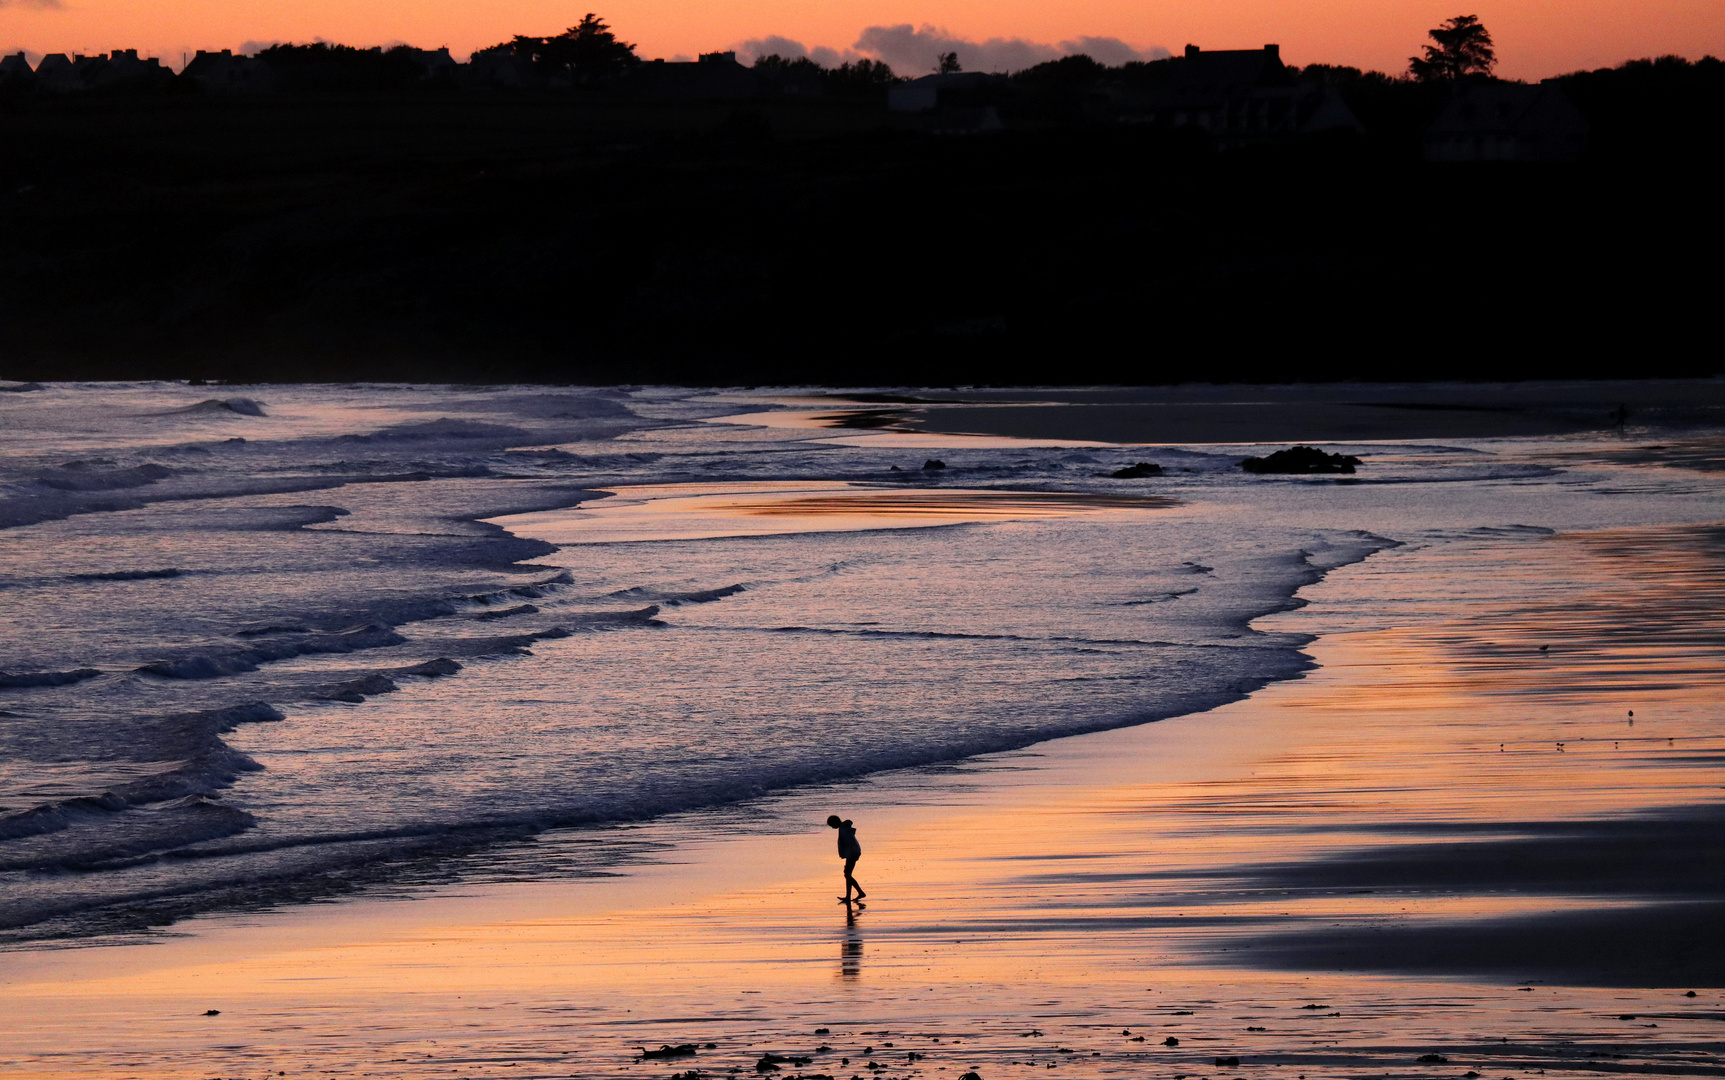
(827, 815, 865, 903)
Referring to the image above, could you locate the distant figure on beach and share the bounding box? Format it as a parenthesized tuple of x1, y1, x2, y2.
(827, 815, 866, 903)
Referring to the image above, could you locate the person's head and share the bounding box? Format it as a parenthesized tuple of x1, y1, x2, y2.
(826, 815, 843, 829)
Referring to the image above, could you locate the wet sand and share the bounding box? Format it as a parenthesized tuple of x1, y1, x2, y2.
(491, 483, 1178, 543)
(824, 381, 1725, 445)
(4, 519, 1723, 1079)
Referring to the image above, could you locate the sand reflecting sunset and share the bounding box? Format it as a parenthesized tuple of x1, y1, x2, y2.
(3, 384, 1722, 1080)
(490, 482, 1178, 543)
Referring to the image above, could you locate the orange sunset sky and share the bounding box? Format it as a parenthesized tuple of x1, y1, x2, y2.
(2, 0, 1720, 81)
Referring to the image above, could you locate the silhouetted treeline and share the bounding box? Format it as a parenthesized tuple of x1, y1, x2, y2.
(1553, 55, 1725, 161)
(752, 55, 903, 98)
(4, 41, 1721, 162)
(1285, 55, 1725, 160)
(252, 43, 448, 92)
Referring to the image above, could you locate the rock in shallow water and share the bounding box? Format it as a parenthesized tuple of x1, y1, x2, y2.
(1241, 446, 1362, 474)
(1110, 462, 1163, 478)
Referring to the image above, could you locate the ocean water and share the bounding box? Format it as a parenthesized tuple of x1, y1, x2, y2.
(1, 382, 1720, 945)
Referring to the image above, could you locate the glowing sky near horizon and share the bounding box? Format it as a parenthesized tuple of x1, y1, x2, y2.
(1, 0, 1719, 81)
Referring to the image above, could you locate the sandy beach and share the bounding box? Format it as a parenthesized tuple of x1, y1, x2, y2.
(6, 496, 1722, 1079)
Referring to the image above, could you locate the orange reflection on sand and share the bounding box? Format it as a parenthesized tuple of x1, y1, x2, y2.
(489, 482, 1176, 543)
(730, 490, 1173, 517)
(701, 405, 1125, 448)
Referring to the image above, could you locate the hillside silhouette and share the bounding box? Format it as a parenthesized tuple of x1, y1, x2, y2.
(0, 27, 1720, 384)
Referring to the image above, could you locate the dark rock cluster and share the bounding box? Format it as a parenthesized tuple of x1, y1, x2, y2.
(1110, 462, 1163, 478)
(1240, 446, 1362, 474)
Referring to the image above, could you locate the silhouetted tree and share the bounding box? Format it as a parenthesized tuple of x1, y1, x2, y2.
(254, 43, 427, 91)
(751, 53, 825, 97)
(1114, 57, 1179, 90)
(1014, 53, 1106, 87)
(825, 58, 903, 95)
(937, 51, 962, 74)
(752, 54, 823, 76)
(748, 53, 905, 96)
(1408, 15, 1496, 82)
(1011, 54, 1109, 122)
(502, 13, 639, 84)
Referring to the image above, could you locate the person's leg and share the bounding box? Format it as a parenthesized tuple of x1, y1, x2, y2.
(844, 855, 864, 900)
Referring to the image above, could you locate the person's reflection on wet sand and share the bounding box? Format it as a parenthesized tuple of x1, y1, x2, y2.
(839, 906, 863, 980)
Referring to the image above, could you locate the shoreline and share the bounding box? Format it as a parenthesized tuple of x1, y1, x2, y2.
(5, 517, 1723, 1078)
(803, 379, 1725, 445)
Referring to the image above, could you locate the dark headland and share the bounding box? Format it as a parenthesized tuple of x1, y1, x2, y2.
(1, 37, 1721, 385)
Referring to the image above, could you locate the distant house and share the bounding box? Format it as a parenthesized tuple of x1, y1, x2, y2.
(70, 54, 108, 85)
(0, 52, 35, 87)
(182, 49, 277, 93)
(621, 51, 762, 101)
(33, 54, 80, 92)
(1128, 44, 1362, 146)
(886, 74, 936, 113)
(888, 71, 1000, 113)
(395, 47, 456, 80)
(888, 72, 1009, 133)
(465, 47, 541, 89)
(8, 48, 170, 92)
(84, 49, 171, 90)
(1424, 82, 1588, 162)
